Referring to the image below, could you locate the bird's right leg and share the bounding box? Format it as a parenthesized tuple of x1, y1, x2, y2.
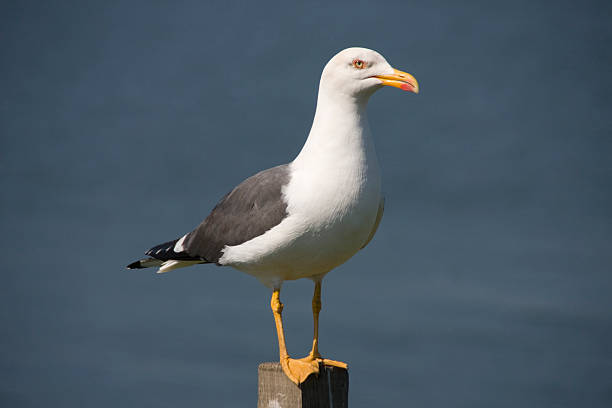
(271, 288, 319, 384)
(299, 280, 347, 369)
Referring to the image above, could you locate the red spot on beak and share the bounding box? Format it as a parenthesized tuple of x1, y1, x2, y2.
(400, 83, 413, 92)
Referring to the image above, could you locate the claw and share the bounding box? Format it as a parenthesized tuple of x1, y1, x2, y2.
(321, 358, 348, 369)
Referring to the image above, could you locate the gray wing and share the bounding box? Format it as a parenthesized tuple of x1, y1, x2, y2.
(361, 196, 385, 249)
(181, 164, 290, 263)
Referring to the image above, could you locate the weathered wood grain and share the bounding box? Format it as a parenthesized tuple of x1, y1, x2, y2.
(257, 362, 349, 408)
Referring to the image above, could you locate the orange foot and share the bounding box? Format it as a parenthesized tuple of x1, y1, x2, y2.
(280, 356, 320, 384)
(280, 353, 348, 385)
(300, 352, 348, 370)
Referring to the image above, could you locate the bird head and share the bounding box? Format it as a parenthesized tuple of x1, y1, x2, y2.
(320, 47, 419, 100)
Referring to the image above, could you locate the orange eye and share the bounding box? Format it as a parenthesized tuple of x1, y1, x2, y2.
(352, 59, 366, 69)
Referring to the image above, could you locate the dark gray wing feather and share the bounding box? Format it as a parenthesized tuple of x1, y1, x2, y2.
(182, 164, 290, 263)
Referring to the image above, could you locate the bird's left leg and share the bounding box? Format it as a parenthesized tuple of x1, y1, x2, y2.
(271, 288, 320, 384)
(299, 279, 348, 369)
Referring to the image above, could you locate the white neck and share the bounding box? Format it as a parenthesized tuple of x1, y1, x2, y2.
(293, 86, 376, 169)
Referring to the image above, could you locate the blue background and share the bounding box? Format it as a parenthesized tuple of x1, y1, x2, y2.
(2, 1, 611, 407)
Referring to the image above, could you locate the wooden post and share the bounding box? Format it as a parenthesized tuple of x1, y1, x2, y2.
(257, 362, 348, 408)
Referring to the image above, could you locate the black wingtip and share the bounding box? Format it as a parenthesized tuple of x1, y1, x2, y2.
(145, 239, 179, 258)
(126, 261, 144, 269)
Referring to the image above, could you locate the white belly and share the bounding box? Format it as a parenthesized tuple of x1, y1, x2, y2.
(219, 155, 381, 287)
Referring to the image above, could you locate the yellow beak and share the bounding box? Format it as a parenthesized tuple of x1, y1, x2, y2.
(373, 68, 419, 93)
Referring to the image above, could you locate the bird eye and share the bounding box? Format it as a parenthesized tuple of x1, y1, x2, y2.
(352, 59, 366, 69)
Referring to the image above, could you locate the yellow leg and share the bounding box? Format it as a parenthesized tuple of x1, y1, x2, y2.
(300, 280, 348, 369)
(271, 288, 319, 384)
(310, 280, 322, 358)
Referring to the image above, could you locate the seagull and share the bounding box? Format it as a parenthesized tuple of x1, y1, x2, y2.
(127, 47, 418, 384)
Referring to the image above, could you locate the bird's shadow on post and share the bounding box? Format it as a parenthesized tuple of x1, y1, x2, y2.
(300, 364, 349, 408)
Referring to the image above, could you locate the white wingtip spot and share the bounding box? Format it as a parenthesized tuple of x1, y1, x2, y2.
(174, 235, 187, 252)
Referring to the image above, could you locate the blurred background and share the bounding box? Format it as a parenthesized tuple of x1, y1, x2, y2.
(1, 1, 611, 407)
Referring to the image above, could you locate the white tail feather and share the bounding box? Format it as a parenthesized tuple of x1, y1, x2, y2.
(157, 260, 202, 274)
